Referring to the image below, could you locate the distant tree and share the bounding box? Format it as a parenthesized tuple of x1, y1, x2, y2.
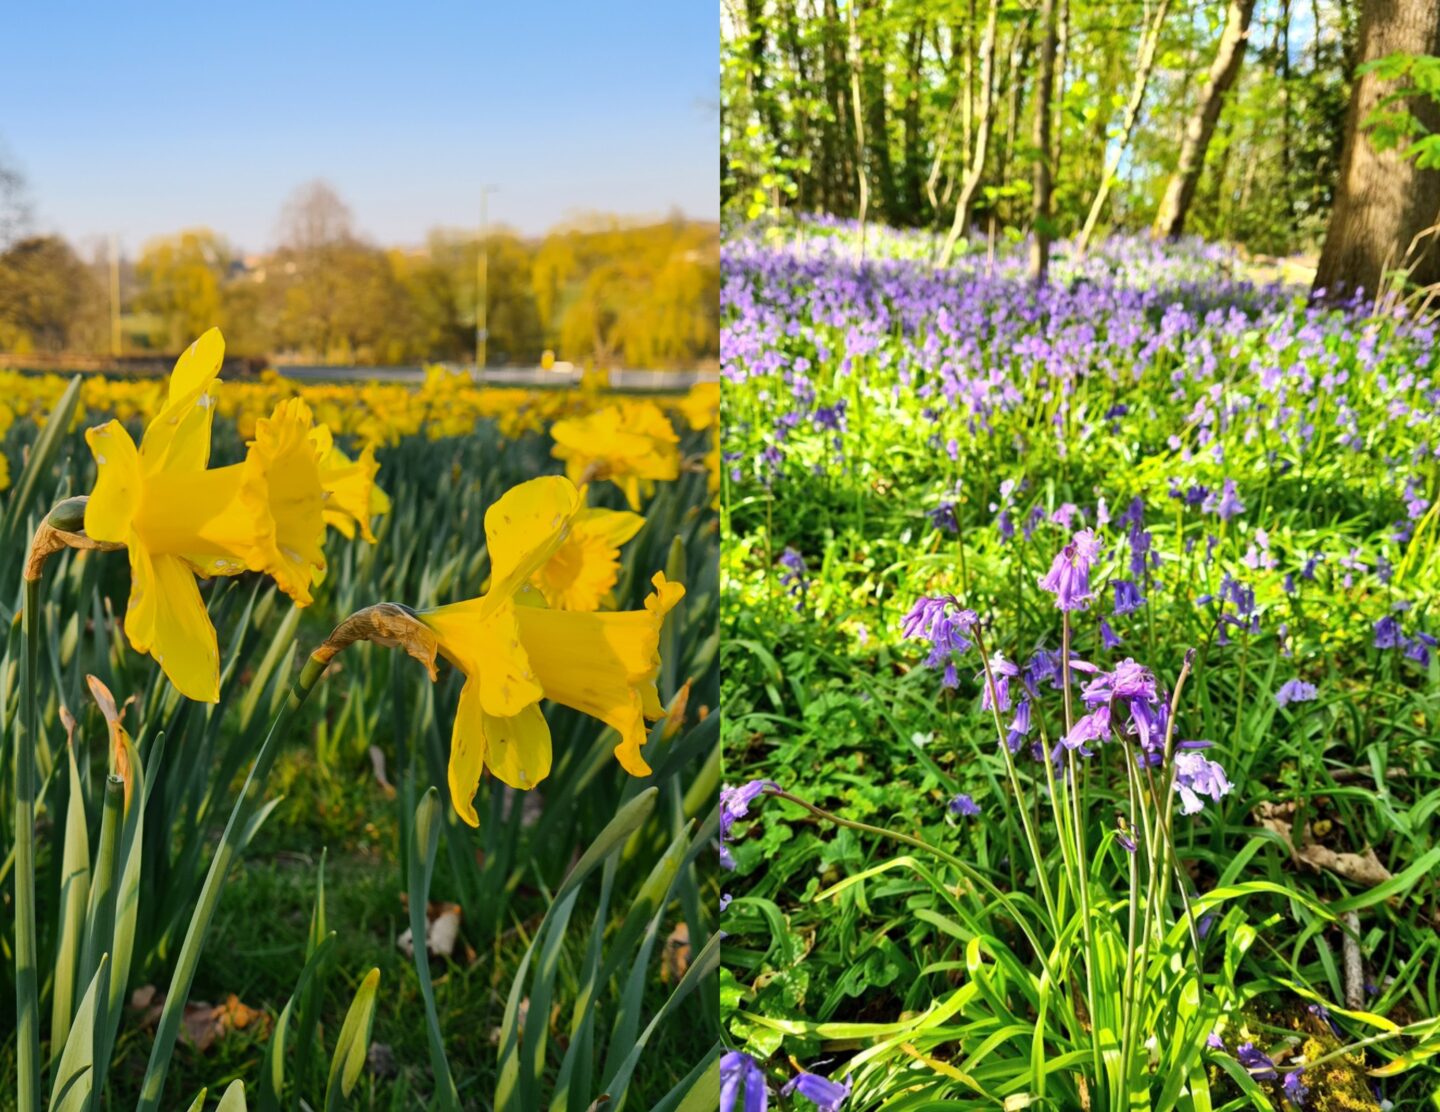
(1314, 0, 1440, 296)
(0, 144, 31, 250)
(278, 179, 354, 252)
(0, 236, 105, 352)
(135, 229, 231, 350)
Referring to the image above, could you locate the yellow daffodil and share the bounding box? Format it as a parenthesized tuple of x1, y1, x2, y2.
(309, 424, 389, 542)
(676, 381, 719, 432)
(550, 402, 680, 510)
(83, 330, 328, 702)
(414, 475, 683, 825)
(530, 499, 645, 611)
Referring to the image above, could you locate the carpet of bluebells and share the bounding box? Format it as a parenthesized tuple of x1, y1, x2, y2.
(719, 221, 1440, 1110)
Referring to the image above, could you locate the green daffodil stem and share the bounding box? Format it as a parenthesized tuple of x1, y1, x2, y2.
(15, 573, 43, 1112)
(137, 652, 330, 1112)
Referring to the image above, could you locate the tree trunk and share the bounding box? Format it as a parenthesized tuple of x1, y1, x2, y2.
(1153, 0, 1257, 239)
(848, 0, 871, 259)
(900, 19, 927, 222)
(860, 0, 900, 222)
(823, 0, 853, 213)
(1076, 0, 1172, 254)
(1030, 0, 1059, 283)
(939, 0, 999, 266)
(1313, 0, 1440, 298)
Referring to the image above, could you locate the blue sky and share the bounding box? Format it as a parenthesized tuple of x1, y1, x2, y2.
(0, 2, 718, 253)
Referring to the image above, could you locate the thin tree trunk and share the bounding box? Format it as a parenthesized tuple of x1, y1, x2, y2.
(1153, 0, 1257, 239)
(1313, 0, 1440, 297)
(900, 19, 927, 222)
(860, 0, 899, 222)
(1076, 0, 1173, 254)
(1030, 0, 1059, 283)
(939, 0, 999, 266)
(848, 0, 870, 260)
(996, 19, 1033, 230)
(824, 0, 853, 212)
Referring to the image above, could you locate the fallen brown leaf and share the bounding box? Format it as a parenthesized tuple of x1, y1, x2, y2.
(662, 922, 690, 984)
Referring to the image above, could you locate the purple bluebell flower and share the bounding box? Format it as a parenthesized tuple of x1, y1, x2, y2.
(782, 1071, 852, 1111)
(1127, 698, 1169, 764)
(720, 781, 777, 870)
(1006, 698, 1032, 752)
(978, 652, 1020, 712)
(1113, 579, 1145, 615)
(1236, 1042, 1277, 1079)
(1038, 530, 1103, 611)
(779, 548, 808, 606)
(1405, 631, 1437, 666)
(721, 1051, 769, 1112)
(1204, 479, 1246, 521)
(927, 501, 959, 534)
(1173, 751, 1232, 814)
(948, 793, 981, 817)
(1100, 619, 1123, 649)
(1282, 1068, 1309, 1107)
(1063, 705, 1111, 751)
(1373, 615, 1404, 650)
(1275, 679, 1318, 707)
(902, 597, 978, 688)
(1206, 1031, 1224, 1050)
(1081, 658, 1159, 706)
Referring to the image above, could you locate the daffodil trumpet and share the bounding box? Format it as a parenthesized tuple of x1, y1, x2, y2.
(308, 474, 685, 826)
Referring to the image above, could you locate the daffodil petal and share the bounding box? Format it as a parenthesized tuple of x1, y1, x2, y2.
(167, 327, 225, 404)
(480, 703, 551, 791)
(577, 506, 646, 548)
(124, 548, 219, 703)
(422, 597, 544, 717)
(446, 684, 551, 824)
(448, 679, 487, 827)
(83, 420, 140, 544)
(513, 573, 685, 777)
(483, 475, 582, 606)
(141, 330, 224, 474)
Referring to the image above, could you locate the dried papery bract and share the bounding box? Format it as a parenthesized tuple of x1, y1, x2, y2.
(86, 673, 136, 809)
(23, 496, 125, 582)
(310, 603, 439, 679)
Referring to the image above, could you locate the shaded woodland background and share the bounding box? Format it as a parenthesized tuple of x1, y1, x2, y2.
(721, 0, 1440, 295)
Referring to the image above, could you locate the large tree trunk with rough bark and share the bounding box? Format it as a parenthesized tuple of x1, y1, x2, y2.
(1153, 0, 1257, 239)
(1313, 0, 1440, 297)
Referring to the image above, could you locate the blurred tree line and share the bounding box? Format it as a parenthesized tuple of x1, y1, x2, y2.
(0, 177, 719, 367)
(722, 0, 1440, 293)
